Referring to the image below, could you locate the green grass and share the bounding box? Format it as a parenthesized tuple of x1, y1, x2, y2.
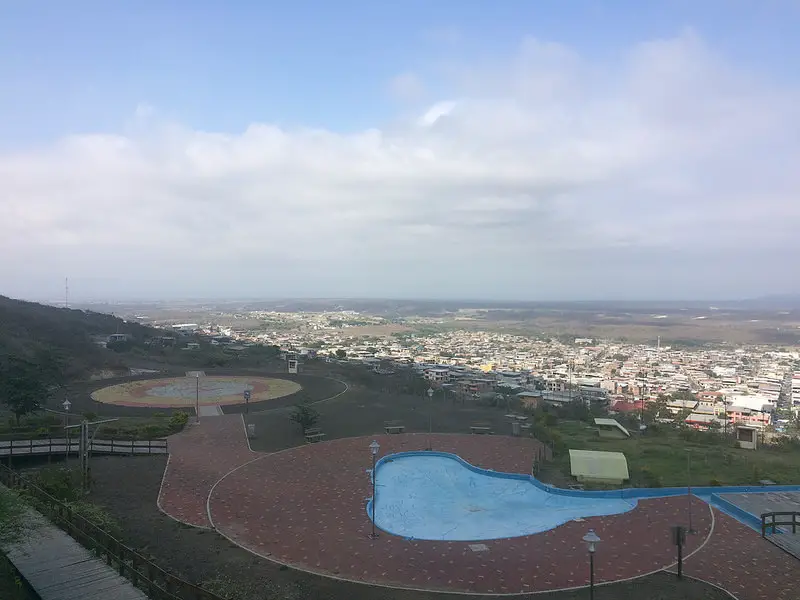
(0, 409, 187, 440)
(543, 420, 800, 488)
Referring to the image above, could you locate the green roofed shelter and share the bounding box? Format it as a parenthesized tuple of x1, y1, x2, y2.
(569, 449, 630, 485)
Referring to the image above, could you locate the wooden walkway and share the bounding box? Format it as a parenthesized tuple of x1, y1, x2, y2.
(0, 438, 167, 458)
(3, 511, 148, 600)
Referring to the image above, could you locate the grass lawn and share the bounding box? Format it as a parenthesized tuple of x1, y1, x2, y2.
(0, 408, 186, 441)
(542, 419, 800, 488)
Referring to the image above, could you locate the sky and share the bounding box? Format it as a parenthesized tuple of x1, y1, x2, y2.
(1, 1, 799, 303)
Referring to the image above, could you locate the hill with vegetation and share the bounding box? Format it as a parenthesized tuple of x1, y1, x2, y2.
(0, 295, 161, 379)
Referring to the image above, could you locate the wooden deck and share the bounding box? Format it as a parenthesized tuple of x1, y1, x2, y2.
(0, 438, 167, 458)
(3, 511, 148, 600)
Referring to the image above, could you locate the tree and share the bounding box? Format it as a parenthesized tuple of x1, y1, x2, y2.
(290, 401, 320, 433)
(335, 349, 347, 359)
(0, 355, 61, 425)
(496, 385, 518, 411)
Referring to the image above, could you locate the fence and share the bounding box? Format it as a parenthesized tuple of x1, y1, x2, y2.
(0, 463, 224, 600)
(761, 511, 800, 536)
(0, 438, 168, 458)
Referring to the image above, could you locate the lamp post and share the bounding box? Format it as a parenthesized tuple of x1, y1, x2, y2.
(195, 374, 200, 424)
(686, 449, 695, 533)
(369, 440, 380, 539)
(426, 388, 434, 451)
(63, 399, 71, 462)
(582, 529, 601, 600)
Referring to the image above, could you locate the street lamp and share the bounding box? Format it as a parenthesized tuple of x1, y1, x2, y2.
(369, 440, 380, 539)
(195, 374, 200, 424)
(426, 388, 434, 451)
(62, 399, 71, 424)
(686, 449, 695, 533)
(62, 399, 72, 461)
(582, 529, 601, 600)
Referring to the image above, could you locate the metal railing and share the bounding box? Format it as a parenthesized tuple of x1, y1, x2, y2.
(761, 511, 800, 536)
(0, 463, 223, 600)
(0, 438, 168, 457)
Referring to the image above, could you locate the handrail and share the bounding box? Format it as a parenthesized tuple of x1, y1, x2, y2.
(0, 437, 168, 457)
(761, 511, 800, 537)
(0, 462, 223, 600)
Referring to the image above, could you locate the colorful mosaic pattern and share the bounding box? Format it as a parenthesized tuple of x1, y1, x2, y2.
(91, 376, 301, 408)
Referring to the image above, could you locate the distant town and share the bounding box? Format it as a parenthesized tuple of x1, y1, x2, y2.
(107, 305, 800, 437)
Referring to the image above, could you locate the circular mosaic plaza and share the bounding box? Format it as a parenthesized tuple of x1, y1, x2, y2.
(91, 376, 302, 408)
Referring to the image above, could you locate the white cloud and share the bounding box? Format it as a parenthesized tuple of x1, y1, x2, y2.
(387, 72, 426, 102)
(1, 31, 799, 301)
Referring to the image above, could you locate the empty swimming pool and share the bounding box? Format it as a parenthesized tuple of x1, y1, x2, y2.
(368, 452, 638, 541)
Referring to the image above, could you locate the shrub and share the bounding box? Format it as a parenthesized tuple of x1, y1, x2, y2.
(290, 402, 319, 432)
(639, 467, 663, 488)
(82, 412, 97, 422)
(28, 466, 82, 502)
(168, 411, 189, 432)
(67, 501, 121, 539)
(143, 424, 169, 439)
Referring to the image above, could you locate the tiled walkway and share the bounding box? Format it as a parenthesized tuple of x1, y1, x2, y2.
(206, 434, 713, 594)
(683, 509, 797, 600)
(159, 420, 794, 597)
(157, 414, 255, 527)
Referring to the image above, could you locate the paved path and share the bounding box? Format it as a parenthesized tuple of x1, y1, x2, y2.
(3, 507, 148, 600)
(207, 434, 712, 594)
(683, 509, 798, 600)
(157, 414, 254, 527)
(159, 419, 794, 597)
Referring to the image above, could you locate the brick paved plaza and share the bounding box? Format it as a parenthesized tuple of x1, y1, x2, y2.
(157, 415, 798, 598)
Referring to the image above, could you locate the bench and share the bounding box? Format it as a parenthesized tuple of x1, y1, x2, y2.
(305, 433, 326, 443)
(385, 425, 405, 434)
(470, 426, 492, 435)
(304, 427, 322, 436)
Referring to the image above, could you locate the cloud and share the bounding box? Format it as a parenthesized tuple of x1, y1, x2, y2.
(1, 31, 799, 301)
(387, 72, 426, 102)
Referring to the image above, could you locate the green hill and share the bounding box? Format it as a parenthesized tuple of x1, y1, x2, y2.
(0, 295, 161, 378)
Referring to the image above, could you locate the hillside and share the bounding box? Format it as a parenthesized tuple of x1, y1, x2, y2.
(0, 295, 161, 378)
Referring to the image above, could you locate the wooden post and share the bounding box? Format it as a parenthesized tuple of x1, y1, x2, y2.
(147, 564, 154, 597)
(130, 554, 138, 586)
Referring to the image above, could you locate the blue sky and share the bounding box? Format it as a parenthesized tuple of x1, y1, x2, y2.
(3, 0, 798, 143)
(1, 1, 799, 301)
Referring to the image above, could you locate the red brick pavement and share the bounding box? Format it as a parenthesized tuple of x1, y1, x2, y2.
(207, 433, 713, 593)
(683, 509, 797, 600)
(158, 414, 255, 527)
